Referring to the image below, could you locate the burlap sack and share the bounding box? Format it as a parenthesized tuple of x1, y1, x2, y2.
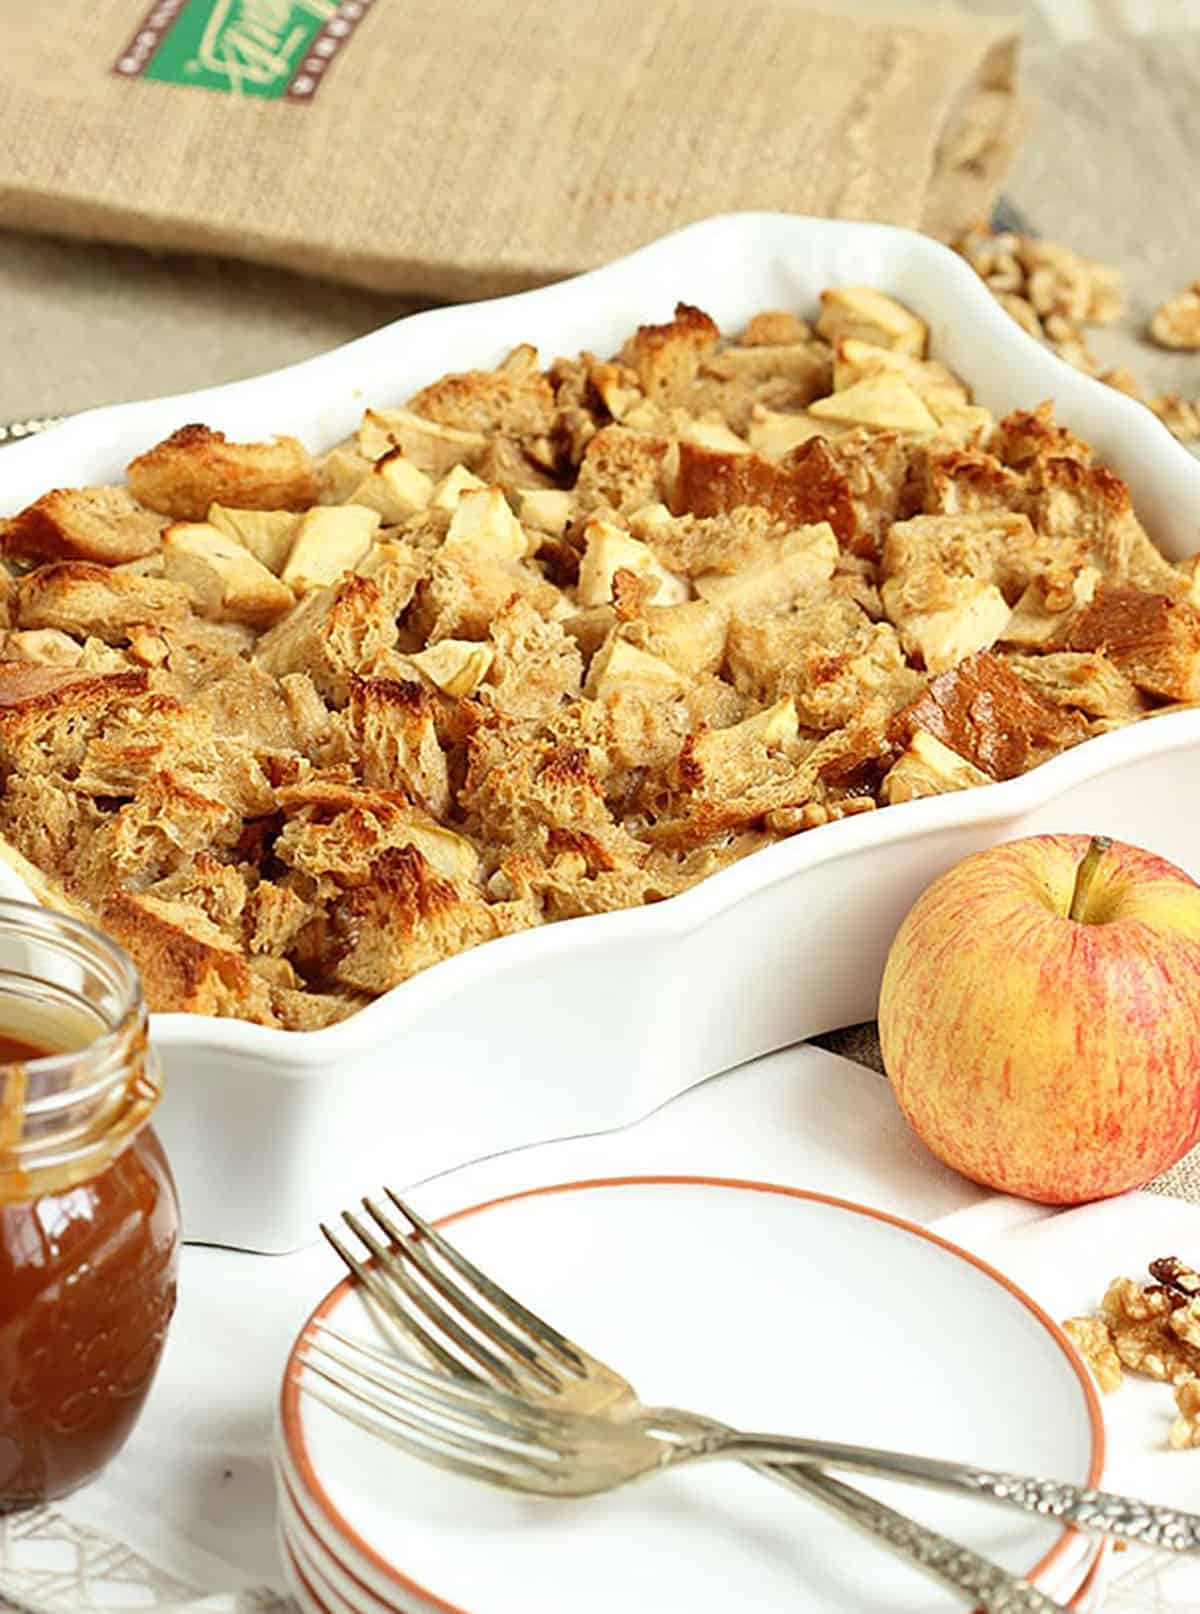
(1, 0, 1022, 300)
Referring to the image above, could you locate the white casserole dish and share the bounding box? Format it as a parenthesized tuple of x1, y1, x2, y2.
(3, 213, 1200, 1252)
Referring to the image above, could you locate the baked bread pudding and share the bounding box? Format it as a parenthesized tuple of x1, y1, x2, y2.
(1, 289, 1197, 1029)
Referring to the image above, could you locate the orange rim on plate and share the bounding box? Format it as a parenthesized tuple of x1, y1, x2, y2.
(280, 1175, 1107, 1614)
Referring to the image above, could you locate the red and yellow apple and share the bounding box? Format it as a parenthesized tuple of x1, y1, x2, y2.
(879, 834, 1200, 1203)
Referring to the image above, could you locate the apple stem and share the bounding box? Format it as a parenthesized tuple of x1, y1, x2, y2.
(1068, 835, 1114, 923)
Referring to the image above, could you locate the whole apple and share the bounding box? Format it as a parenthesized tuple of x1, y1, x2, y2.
(879, 834, 1200, 1203)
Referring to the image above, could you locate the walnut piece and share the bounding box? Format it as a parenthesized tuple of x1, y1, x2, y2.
(1062, 1316, 1123, 1394)
(1150, 282, 1200, 350)
(1170, 1379, 1200, 1450)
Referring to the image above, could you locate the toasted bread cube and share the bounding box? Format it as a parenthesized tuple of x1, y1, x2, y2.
(280, 505, 381, 593)
(893, 653, 1087, 780)
(16, 562, 191, 643)
(4, 486, 165, 566)
(576, 518, 689, 608)
(620, 303, 720, 405)
(880, 730, 991, 804)
(1008, 652, 1146, 723)
(4, 628, 85, 666)
(585, 636, 688, 700)
(127, 425, 318, 519)
(809, 374, 938, 433)
(884, 578, 1011, 673)
(101, 890, 277, 1022)
(443, 487, 527, 563)
(207, 504, 300, 574)
(357, 408, 487, 473)
(316, 446, 374, 504)
(430, 465, 489, 513)
(1179, 554, 1200, 609)
(515, 488, 572, 537)
(410, 638, 495, 697)
(738, 311, 812, 347)
(162, 522, 295, 626)
(1064, 588, 1200, 702)
(694, 524, 838, 615)
(747, 409, 835, 459)
(816, 287, 927, 357)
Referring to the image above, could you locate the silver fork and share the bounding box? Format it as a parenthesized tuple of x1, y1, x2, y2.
(298, 1193, 1165, 1611)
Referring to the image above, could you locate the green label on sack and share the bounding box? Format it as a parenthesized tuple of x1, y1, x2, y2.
(113, 0, 373, 100)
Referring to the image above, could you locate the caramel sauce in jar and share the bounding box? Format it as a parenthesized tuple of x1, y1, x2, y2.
(0, 906, 179, 1511)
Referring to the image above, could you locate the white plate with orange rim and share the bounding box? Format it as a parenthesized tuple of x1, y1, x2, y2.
(274, 1175, 1106, 1613)
(273, 1464, 1109, 1614)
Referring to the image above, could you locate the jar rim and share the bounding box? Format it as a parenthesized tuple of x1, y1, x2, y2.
(0, 898, 145, 1116)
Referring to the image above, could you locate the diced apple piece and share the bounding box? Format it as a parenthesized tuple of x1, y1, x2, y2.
(516, 489, 573, 537)
(747, 408, 834, 458)
(585, 636, 688, 699)
(281, 505, 381, 593)
(410, 638, 495, 697)
(207, 504, 300, 574)
(162, 521, 295, 626)
(348, 451, 434, 522)
(695, 524, 838, 615)
(576, 517, 689, 608)
(880, 729, 991, 804)
(430, 465, 489, 513)
(641, 600, 728, 677)
(405, 817, 481, 885)
(809, 374, 938, 433)
(444, 488, 527, 562)
(736, 696, 799, 747)
(833, 339, 968, 411)
(1002, 569, 1100, 650)
(886, 579, 1012, 673)
(626, 502, 675, 540)
(678, 419, 751, 454)
(816, 287, 928, 357)
(357, 408, 487, 473)
(316, 446, 374, 504)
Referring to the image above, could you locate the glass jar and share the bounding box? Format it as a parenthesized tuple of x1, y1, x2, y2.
(0, 901, 179, 1512)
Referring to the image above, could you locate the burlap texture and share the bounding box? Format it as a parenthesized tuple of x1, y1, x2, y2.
(1, 1, 1021, 300)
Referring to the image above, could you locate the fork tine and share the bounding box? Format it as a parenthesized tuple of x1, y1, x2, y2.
(384, 1189, 587, 1373)
(335, 1210, 532, 1395)
(308, 1324, 564, 1442)
(362, 1195, 565, 1392)
(320, 1220, 473, 1384)
(298, 1361, 561, 1489)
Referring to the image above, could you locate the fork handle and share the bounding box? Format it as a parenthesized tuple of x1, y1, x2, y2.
(754, 1462, 1069, 1613)
(705, 1431, 1197, 1553)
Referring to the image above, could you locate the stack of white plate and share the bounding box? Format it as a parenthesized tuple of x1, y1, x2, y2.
(273, 1176, 1108, 1613)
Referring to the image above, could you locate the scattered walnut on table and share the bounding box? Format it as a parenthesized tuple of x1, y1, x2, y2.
(1150, 394, 1200, 443)
(1150, 282, 1200, 350)
(1062, 1315, 1123, 1394)
(1065, 1259, 1200, 1448)
(1169, 1379, 1200, 1450)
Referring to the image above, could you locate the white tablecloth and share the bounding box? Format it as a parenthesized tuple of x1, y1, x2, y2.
(3, 1045, 1199, 1612)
